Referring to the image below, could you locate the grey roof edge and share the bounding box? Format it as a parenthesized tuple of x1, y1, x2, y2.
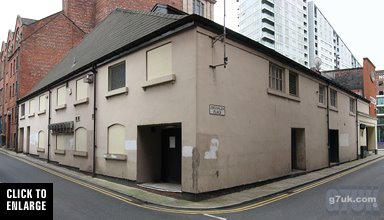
(18, 14, 370, 104)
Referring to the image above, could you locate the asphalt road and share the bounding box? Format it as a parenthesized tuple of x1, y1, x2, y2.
(0, 152, 383, 220)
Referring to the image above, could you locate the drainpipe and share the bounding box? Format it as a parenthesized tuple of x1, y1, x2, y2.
(47, 89, 51, 163)
(91, 65, 97, 177)
(15, 62, 19, 153)
(326, 84, 330, 167)
(355, 98, 359, 160)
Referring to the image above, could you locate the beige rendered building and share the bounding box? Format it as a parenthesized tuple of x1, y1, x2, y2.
(18, 9, 373, 194)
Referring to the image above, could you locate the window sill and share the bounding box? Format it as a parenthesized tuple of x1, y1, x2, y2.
(142, 74, 176, 90)
(37, 148, 45, 153)
(105, 87, 128, 99)
(38, 110, 46, 116)
(317, 103, 327, 109)
(54, 149, 66, 155)
(28, 113, 35, 118)
(267, 88, 301, 102)
(73, 151, 88, 157)
(20, 116, 25, 120)
(55, 104, 67, 111)
(349, 112, 356, 117)
(330, 106, 338, 112)
(74, 97, 89, 107)
(104, 153, 127, 161)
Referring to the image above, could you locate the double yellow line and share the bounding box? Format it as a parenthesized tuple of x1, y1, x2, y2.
(3, 152, 382, 215)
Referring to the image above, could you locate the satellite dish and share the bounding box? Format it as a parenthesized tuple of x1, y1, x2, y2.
(314, 57, 322, 71)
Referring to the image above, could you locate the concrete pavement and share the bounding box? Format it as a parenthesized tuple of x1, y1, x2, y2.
(0, 148, 383, 210)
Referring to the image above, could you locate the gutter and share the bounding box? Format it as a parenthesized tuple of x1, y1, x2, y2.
(326, 84, 330, 167)
(47, 89, 51, 163)
(91, 65, 97, 177)
(355, 98, 359, 160)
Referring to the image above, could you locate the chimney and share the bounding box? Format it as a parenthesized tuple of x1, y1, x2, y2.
(63, 0, 96, 33)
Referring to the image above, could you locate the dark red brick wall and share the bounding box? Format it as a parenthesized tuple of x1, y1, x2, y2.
(63, 0, 95, 33)
(363, 58, 377, 117)
(18, 13, 85, 98)
(94, 0, 183, 24)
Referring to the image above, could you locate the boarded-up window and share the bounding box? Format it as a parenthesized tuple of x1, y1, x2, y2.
(38, 131, 45, 149)
(29, 99, 35, 114)
(108, 124, 125, 154)
(56, 135, 66, 150)
(39, 95, 46, 112)
(147, 43, 172, 81)
(57, 86, 66, 106)
(75, 128, 87, 152)
(108, 62, 126, 91)
(76, 78, 87, 100)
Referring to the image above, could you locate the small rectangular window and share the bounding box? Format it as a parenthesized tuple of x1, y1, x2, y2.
(76, 78, 88, 100)
(350, 98, 356, 114)
(330, 89, 337, 107)
(319, 85, 325, 104)
(20, 104, 25, 117)
(39, 95, 46, 112)
(289, 72, 298, 96)
(57, 86, 66, 106)
(108, 62, 126, 91)
(269, 64, 284, 92)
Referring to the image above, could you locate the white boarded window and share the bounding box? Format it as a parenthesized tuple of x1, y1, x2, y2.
(57, 86, 66, 106)
(108, 124, 125, 155)
(39, 95, 46, 112)
(146, 43, 172, 81)
(29, 99, 35, 114)
(38, 131, 45, 149)
(75, 128, 87, 152)
(76, 78, 88, 100)
(56, 135, 66, 150)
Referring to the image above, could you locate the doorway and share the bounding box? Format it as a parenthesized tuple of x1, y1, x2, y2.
(291, 128, 306, 170)
(137, 123, 182, 185)
(26, 126, 30, 154)
(18, 128, 24, 153)
(329, 129, 339, 163)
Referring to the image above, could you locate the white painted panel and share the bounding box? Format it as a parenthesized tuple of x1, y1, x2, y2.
(147, 43, 172, 80)
(39, 95, 46, 112)
(108, 124, 125, 154)
(75, 128, 87, 152)
(38, 131, 45, 148)
(57, 86, 66, 106)
(76, 78, 88, 100)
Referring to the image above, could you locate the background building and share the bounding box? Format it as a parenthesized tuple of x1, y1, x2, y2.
(375, 70, 384, 148)
(307, 1, 360, 71)
(238, 0, 360, 71)
(238, 0, 308, 66)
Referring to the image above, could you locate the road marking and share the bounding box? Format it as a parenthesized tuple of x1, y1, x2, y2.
(203, 213, 227, 220)
(1, 151, 382, 215)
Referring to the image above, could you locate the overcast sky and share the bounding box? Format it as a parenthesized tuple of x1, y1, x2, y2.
(214, 0, 384, 70)
(0, 1, 382, 70)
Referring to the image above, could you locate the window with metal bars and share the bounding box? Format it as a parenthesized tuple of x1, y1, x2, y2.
(269, 64, 284, 92)
(319, 85, 325, 104)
